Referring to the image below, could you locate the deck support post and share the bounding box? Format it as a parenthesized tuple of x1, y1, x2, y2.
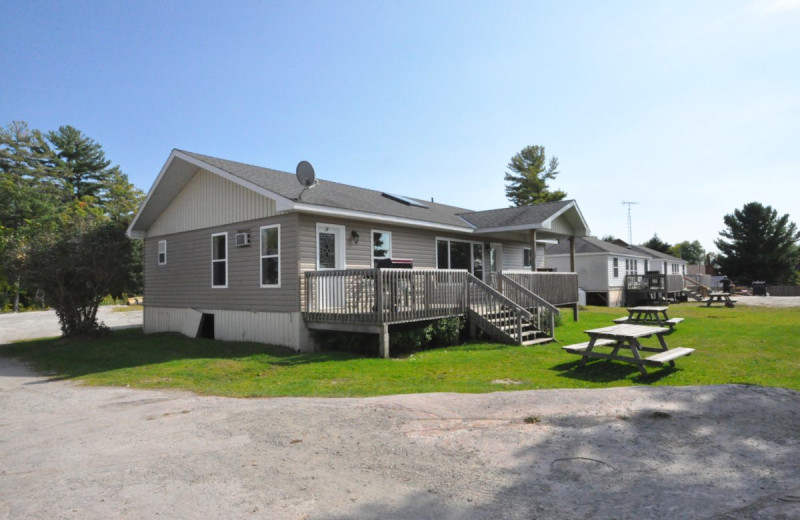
(529, 230, 537, 271)
(573, 303, 579, 322)
(378, 323, 390, 358)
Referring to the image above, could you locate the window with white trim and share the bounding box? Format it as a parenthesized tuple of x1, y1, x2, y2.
(158, 240, 167, 265)
(260, 225, 280, 287)
(523, 248, 531, 268)
(436, 238, 480, 275)
(211, 232, 227, 288)
(612, 257, 619, 278)
(625, 258, 638, 276)
(372, 230, 392, 268)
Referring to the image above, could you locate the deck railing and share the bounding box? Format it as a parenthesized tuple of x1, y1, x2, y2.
(467, 274, 533, 344)
(501, 271, 579, 305)
(491, 273, 558, 338)
(304, 269, 468, 324)
(683, 275, 711, 298)
(625, 274, 686, 293)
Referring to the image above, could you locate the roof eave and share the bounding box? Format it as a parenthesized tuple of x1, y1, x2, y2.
(293, 203, 475, 233)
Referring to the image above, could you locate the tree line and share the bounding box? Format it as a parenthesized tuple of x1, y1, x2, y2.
(504, 145, 799, 285)
(0, 121, 143, 334)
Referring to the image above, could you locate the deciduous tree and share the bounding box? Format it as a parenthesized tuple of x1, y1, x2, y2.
(669, 240, 706, 264)
(27, 216, 138, 336)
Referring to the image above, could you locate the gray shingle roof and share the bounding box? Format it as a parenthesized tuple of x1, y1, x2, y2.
(180, 150, 477, 229)
(546, 236, 648, 256)
(178, 150, 576, 231)
(457, 201, 574, 229)
(626, 243, 685, 262)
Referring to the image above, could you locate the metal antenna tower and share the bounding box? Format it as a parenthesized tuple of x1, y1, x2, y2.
(621, 201, 639, 245)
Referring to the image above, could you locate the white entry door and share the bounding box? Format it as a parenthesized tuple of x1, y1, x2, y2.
(316, 223, 346, 309)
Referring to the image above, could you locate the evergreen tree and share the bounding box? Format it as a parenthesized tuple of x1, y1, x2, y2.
(642, 234, 672, 254)
(46, 125, 144, 220)
(504, 145, 567, 206)
(715, 202, 800, 284)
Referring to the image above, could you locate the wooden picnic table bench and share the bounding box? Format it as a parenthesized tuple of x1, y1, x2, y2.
(612, 306, 684, 329)
(562, 323, 694, 376)
(704, 292, 736, 308)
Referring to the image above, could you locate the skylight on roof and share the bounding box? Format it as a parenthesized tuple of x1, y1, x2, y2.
(382, 192, 428, 208)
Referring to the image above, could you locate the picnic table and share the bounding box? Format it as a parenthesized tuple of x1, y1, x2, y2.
(562, 323, 694, 376)
(705, 292, 736, 308)
(613, 306, 684, 329)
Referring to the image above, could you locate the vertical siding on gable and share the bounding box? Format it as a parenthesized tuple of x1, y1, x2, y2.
(547, 215, 575, 236)
(147, 169, 277, 237)
(144, 213, 300, 312)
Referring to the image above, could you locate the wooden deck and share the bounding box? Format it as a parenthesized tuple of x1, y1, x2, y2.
(303, 269, 576, 355)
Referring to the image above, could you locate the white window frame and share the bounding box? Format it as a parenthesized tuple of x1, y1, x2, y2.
(316, 223, 346, 271)
(260, 224, 281, 288)
(523, 247, 531, 268)
(371, 229, 392, 268)
(158, 240, 167, 265)
(612, 257, 619, 278)
(435, 237, 483, 275)
(211, 232, 228, 289)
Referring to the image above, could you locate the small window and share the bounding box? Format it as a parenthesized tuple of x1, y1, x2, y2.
(613, 257, 619, 278)
(158, 240, 167, 265)
(211, 232, 227, 288)
(372, 230, 392, 268)
(523, 248, 531, 268)
(260, 225, 280, 287)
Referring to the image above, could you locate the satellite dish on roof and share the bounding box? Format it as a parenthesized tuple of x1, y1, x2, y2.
(296, 161, 316, 188)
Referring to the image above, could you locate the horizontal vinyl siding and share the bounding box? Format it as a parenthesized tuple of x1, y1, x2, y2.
(144, 213, 300, 312)
(548, 253, 610, 292)
(502, 243, 546, 270)
(147, 169, 277, 237)
(296, 214, 542, 272)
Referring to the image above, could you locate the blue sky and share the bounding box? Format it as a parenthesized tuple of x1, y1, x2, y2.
(2, 0, 798, 252)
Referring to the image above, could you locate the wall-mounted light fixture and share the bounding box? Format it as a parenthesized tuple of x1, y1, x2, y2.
(351, 230, 360, 244)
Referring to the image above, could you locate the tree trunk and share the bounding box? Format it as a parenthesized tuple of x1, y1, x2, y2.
(13, 275, 20, 313)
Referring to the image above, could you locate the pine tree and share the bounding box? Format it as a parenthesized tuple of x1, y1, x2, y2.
(504, 145, 567, 206)
(715, 202, 799, 284)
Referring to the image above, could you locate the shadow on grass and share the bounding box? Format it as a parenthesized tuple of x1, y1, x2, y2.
(0, 329, 359, 381)
(552, 358, 679, 384)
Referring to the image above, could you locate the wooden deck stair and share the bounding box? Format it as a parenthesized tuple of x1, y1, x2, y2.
(467, 274, 556, 346)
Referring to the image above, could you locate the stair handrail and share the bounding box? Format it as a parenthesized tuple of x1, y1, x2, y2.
(683, 275, 711, 296)
(495, 273, 560, 314)
(466, 273, 533, 322)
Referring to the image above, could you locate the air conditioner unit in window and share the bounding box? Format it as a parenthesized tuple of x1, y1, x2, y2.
(235, 232, 251, 247)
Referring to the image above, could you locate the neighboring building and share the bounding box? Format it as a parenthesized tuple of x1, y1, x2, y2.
(546, 237, 689, 306)
(545, 236, 651, 306)
(613, 241, 688, 276)
(128, 150, 591, 354)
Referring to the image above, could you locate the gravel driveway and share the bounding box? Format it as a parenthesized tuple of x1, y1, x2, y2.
(1, 301, 799, 519)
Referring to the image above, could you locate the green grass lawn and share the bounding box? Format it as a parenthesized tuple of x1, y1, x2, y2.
(1, 303, 798, 397)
